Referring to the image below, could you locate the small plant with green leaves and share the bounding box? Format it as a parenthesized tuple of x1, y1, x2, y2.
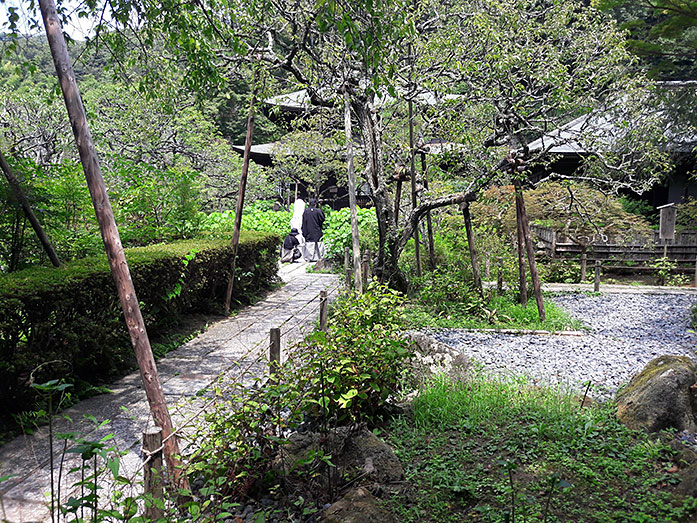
(297, 281, 413, 424)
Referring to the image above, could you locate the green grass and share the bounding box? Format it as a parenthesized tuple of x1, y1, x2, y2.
(383, 373, 697, 522)
(405, 292, 584, 332)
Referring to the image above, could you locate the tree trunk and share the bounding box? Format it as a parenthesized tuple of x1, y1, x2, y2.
(224, 84, 256, 311)
(514, 181, 545, 321)
(0, 151, 61, 268)
(38, 0, 188, 493)
(514, 188, 528, 307)
(462, 202, 482, 296)
(343, 92, 363, 292)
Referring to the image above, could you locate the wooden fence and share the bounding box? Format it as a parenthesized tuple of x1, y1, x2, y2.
(531, 225, 697, 270)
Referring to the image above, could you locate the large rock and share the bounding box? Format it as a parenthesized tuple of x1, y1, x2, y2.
(274, 426, 404, 490)
(615, 355, 697, 433)
(319, 487, 398, 523)
(403, 331, 471, 384)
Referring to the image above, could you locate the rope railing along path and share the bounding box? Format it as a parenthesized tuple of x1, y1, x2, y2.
(0, 267, 341, 522)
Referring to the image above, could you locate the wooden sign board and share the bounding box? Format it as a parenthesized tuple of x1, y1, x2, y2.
(658, 203, 676, 240)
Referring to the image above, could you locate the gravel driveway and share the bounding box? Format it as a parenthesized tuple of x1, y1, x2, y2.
(431, 293, 697, 400)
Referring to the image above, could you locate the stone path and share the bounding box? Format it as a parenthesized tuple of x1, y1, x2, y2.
(0, 263, 340, 522)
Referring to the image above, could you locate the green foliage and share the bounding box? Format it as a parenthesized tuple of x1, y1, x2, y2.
(171, 282, 413, 518)
(298, 282, 412, 423)
(322, 207, 378, 263)
(385, 373, 697, 521)
(619, 195, 659, 225)
(677, 197, 697, 231)
(650, 256, 682, 286)
(407, 270, 581, 331)
(0, 232, 279, 416)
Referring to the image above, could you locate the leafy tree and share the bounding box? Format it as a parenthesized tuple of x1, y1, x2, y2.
(593, 0, 697, 79)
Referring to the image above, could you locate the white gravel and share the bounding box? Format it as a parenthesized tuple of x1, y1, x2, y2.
(430, 293, 697, 400)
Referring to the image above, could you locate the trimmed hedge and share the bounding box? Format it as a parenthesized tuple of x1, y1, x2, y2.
(0, 231, 280, 414)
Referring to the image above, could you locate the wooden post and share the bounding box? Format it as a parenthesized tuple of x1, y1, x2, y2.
(462, 202, 483, 296)
(694, 256, 697, 288)
(269, 328, 281, 384)
(580, 252, 587, 282)
(38, 0, 188, 493)
(143, 427, 164, 520)
(344, 247, 351, 288)
(0, 151, 61, 267)
(408, 44, 422, 278)
(319, 290, 328, 332)
(362, 251, 371, 288)
(514, 192, 528, 307)
(594, 260, 601, 292)
(343, 92, 363, 293)
(420, 152, 436, 270)
(497, 256, 504, 295)
(224, 75, 257, 312)
(394, 175, 403, 224)
(513, 180, 545, 321)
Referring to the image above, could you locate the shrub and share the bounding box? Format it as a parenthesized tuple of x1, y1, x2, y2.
(297, 281, 412, 423)
(0, 231, 279, 415)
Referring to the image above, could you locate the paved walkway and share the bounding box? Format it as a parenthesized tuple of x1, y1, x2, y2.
(0, 263, 340, 522)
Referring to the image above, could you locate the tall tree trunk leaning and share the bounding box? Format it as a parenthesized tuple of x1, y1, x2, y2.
(343, 92, 363, 292)
(420, 152, 436, 270)
(461, 202, 482, 296)
(513, 180, 545, 321)
(38, 0, 188, 492)
(514, 189, 528, 307)
(224, 86, 256, 312)
(0, 150, 61, 268)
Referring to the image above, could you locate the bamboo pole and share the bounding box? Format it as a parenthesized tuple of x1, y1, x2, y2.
(38, 0, 187, 492)
(0, 151, 61, 267)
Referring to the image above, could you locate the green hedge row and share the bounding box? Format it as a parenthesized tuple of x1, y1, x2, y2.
(0, 231, 280, 414)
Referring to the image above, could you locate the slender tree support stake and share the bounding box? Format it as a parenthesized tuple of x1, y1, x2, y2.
(408, 90, 421, 278)
(38, 0, 188, 493)
(514, 180, 545, 321)
(0, 151, 61, 267)
(497, 256, 504, 295)
(319, 290, 328, 332)
(420, 152, 436, 270)
(594, 260, 601, 292)
(143, 427, 164, 520)
(269, 328, 281, 385)
(462, 202, 483, 296)
(344, 247, 352, 288)
(224, 79, 257, 312)
(343, 92, 363, 293)
(694, 256, 697, 288)
(514, 191, 528, 307)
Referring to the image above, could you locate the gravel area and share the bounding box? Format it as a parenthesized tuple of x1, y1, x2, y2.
(431, 293, 697, 400)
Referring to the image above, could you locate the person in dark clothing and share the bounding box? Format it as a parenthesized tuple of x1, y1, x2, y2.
(301, 198, 326, 262)
(281, 228, 302, 263)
